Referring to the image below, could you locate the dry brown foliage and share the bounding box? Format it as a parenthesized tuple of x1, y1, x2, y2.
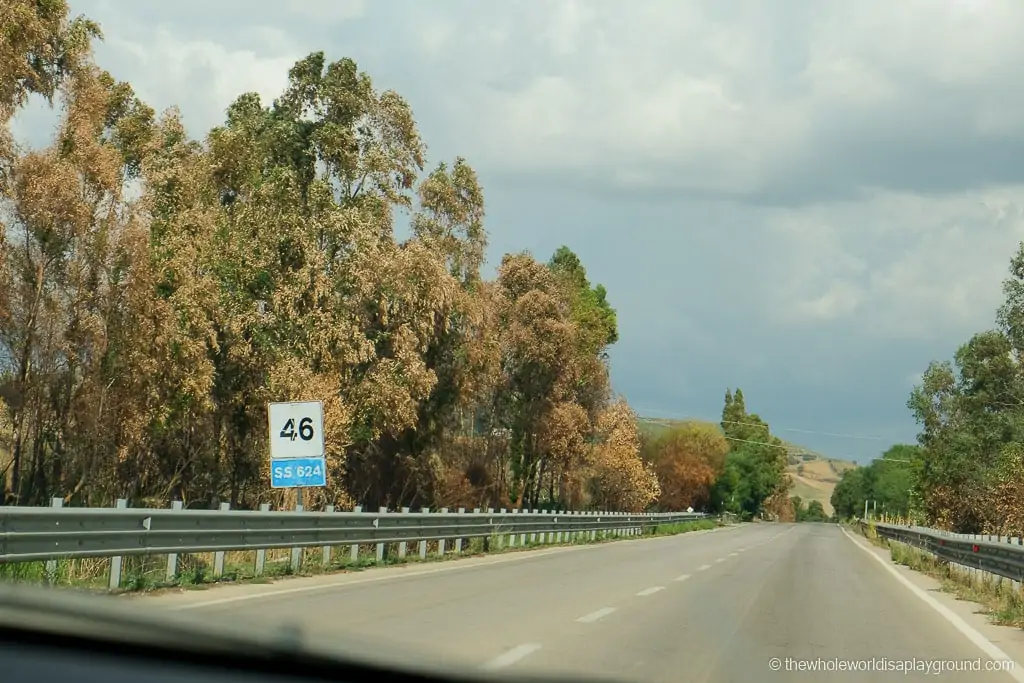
(649, 421, 728, 512)
(0, 7, 664, 514)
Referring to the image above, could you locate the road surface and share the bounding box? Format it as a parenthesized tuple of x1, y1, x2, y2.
(149, 523, 1024, 682)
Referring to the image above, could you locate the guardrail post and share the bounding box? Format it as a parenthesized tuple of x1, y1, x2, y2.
(213, 502, 229, 577)
(438, 508, 449, 556)
(399, 507, 410, 558)
(419, 507, 429, 559)
(499, 508, 510, 548)
(471, 507, 480, 551)
(530, 510, 538, 544)
(510, 508, 519, 547)
(109, 498, 128, 589)
(166, 500, 183, 580)
(376, 507, 387, 564)
(485, 508, 493, 551)
(350, 505, 362, 564)
(44, 497, 63, 582)
(322, 505, 335, 566)
(556, 513, 563, 543)
(255, 503, 270, 575)
(455, 508, 465, 553)
(591, 512, 598, 541)
(291, 504, 304, 572)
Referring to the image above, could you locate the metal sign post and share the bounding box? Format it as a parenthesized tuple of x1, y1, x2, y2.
(267, 400, 327, 492)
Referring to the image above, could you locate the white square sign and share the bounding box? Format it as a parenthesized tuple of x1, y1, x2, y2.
(267, 400, 325, 460)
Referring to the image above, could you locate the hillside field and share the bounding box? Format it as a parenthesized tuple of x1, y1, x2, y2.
(636, 417, 858, 517)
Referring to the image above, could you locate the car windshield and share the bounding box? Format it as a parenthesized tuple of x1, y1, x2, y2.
(2, 1, 1024, 681)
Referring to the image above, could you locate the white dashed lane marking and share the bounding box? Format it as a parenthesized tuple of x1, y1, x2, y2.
(636, 586, 665, 597)
(483, 643, 542, 670)
(577, 607, 617, 623)
(674, 574, 691, 582)
(697, 563, 711, 571)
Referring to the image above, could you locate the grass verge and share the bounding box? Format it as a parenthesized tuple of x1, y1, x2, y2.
(0, 518, 722, 596)
(852, 521, 1024, 628)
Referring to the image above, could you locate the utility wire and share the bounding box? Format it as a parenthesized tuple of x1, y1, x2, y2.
(635, 407, 888, 442)
(634, 407, 899, 463)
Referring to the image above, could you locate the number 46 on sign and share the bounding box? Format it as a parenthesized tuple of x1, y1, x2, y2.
(267, 400, 326, 489)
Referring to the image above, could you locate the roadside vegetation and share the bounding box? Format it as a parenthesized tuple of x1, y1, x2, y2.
(831, 444, 917, 521)
(831, 233, 1024, 536)
(0, 2, 793, 527)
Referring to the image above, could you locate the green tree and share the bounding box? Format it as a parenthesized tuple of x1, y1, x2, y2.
(830, 445, 918, 522)
(803, 500, 828, 522)
(711, 388, 788, 520)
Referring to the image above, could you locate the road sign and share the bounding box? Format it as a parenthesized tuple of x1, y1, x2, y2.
(270, 457, 327, 489)
(267, 400, 325, 460)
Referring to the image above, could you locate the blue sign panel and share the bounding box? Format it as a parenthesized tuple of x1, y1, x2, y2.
(270, 457, 327, 489)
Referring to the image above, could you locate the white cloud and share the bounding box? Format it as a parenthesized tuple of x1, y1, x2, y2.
(93, 28, 299, 135)
(407, 0, 1024, 202)
(763, 187, 1024, 339)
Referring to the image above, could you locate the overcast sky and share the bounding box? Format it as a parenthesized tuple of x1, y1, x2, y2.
(20, 0, 1024, 463)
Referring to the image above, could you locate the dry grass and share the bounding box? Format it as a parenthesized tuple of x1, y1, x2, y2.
(799, 459, 841, 483)
(788, 474, 835, 517)
(857, 523, 1024, 628)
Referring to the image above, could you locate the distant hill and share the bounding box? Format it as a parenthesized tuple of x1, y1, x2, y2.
(636, 416, 858, 516)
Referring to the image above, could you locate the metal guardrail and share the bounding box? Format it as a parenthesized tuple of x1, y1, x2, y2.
(0, 500, 710, 588)
(860, 520, 1024, 583)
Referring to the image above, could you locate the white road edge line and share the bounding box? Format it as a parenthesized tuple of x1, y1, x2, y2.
(840, 526, 1024, 683)
(636, 586, 665, 597)
(697, 563, 712, 571)
(673, 574, 692, 582)
(482, 643, 542, 670)
(577, 607, 617, 623)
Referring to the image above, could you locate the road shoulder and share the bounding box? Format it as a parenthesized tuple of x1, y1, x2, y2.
(140, 524, 741, 610)
(841, 524, 1024, 676)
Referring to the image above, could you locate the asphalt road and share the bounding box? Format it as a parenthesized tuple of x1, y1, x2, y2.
(150, 523, 1024, 682)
